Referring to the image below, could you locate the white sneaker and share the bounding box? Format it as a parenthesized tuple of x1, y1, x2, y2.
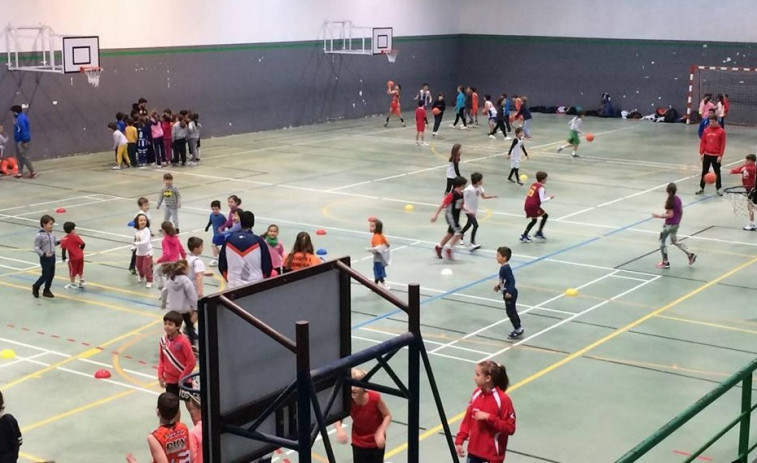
(209, 259, 218, 267)
(78, 281, 86, 288)
(448, 123, 455, 128)
(432, 132, 437, 136)
(489, 135, 496, 139)
(504, 136, 512, 140)
(64, 283, 77, 290)
(146, 282, 152, 288)
(112, 165, 121, 170)
(137, 276, 142, 283)
(743, 224, 757, 231)
(422, 142, 429, 146)
(380, 282, 391, 290)
(460, 126, 468, 130)
(156, 164, 163, 168)
(556, 146, 564, 153)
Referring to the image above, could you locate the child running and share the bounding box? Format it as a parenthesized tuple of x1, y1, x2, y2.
(155, 221, 187, 291)
(262, 224, 286, 276)
(507, 128, 529, 185)
(450, 85, 468, 129)
(432, 176, 471, 261)
(556, 110, 584, 158)
(520, 171, 554, 242)
(455, 360, 517, 463)
(652, 183, 697, 269)
(157, 173, 181, 233)
(367, 218, 391, 289)
(0, 389, 23, 463)
(204, 200, 227, 266)
(461, 173, 498, 251)
(730, 154, 757, 230)
(415, 100, 428, 146)
(384, 83, 406, 127)
(335, 368, 392, 463)
(445, 144, 462, 194)
(33, 214, 57, 298)
(60, 221, 86, 289)
(494, 246, 524, 338)
(133, 213, 154, 288)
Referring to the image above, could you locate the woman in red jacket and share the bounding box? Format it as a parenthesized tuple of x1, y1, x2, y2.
(456, 360, 516, 463)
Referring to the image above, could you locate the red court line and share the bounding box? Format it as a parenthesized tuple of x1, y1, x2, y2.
(673, 449, 712, 461)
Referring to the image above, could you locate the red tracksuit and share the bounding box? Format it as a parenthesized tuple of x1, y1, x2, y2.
(456, 387, 516, 462)
(699, 125, 726, 157)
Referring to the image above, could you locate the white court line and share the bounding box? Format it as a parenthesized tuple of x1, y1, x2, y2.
(0, 195, 97, 213)
(361, 327, 492, 356)
(358, 241, 421, 262)
(0, 211, 133, 239)
(351, 333, 475, 364)
(0, 352, 49, 368)
(427, 272, 618, 355)
(610, 273, 652, 282)
(0, 263, 26, 271)
(479, 275, 661, 362)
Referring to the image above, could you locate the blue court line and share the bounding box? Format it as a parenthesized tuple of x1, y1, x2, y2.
(350, 195, 714, 330)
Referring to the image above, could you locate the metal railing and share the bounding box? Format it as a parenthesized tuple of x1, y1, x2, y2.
(617, 358, 757, 462)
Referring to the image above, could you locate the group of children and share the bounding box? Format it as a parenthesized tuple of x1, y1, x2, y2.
(109, 103, 202, 170)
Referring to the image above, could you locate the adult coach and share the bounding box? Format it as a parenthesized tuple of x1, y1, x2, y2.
(218, 210, 272, 289)
(10, 105, 37, 179)
(696, 115, 726, 196)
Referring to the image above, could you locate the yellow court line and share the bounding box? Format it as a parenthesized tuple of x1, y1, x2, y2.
(384, 254, 757, 459)
(21, 388, 137, 433)
(18, 451, 49, 462)
(2, 318, 163, 391)
(0, 279, 159, 319)
(656, 314, 757, 336)
(111, 329, 163, 389)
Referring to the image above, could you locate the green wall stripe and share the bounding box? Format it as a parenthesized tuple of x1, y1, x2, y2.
(461, 34, 757, 48)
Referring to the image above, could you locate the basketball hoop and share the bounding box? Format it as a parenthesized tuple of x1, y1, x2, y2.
(723, 186, 754, 217)
(382, 49, 399, 64)
(80, 66, 103, 88)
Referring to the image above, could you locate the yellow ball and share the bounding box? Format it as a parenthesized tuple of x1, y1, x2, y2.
(519, 174, 528, 182)
(404, 204, 414, 212)
(565, 288, 578, 297)
(0, 349, 16, 359)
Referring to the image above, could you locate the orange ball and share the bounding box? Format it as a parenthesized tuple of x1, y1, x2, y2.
(386, 80, 394, 89)
(704, 172, 717, 184)
(586, 133, 595, 142)
(432, 107, 441, 116)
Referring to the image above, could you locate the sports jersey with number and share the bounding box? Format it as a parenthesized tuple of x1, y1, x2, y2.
(524, 182, 543, 209)
(152, 422, 191, 463)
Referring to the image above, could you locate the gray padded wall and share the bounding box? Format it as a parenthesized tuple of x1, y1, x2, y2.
(0, 36, 458, 160)
(459, 35, 757, 115)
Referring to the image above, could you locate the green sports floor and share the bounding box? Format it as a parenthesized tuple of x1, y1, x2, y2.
(1, 114, 756, 462)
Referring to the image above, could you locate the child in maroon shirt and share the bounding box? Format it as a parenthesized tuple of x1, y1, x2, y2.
(59, 221, 85, 289)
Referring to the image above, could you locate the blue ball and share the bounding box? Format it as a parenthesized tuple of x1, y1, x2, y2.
(127, 221, 135, 227)
(316, 248, 327, 256)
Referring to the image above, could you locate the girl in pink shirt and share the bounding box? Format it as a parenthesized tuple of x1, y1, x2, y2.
(262, 224, 286, 276)
(154, 221, 186, 290)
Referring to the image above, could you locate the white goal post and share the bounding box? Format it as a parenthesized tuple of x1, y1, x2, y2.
(686, 65, 757, 126)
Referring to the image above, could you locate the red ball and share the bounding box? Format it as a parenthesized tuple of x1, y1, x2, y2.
(432, 107, 441, 116)
(386, 80, 394, 89)
(704, 172, 717, 184)
(586, 133, 594, 142)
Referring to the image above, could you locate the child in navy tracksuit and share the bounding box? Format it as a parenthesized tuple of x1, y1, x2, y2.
(494, 246, 523, 339)
(33, 214, 58, 298)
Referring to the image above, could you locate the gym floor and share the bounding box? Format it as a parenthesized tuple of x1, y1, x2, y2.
(1, 114, 756, 462)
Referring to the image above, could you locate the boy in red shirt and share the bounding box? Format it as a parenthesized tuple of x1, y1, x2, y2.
(59, 221, 85, 289)
(696, 116, 726, 196)
(415, 100, 427, 146)
(456, 360, 516, 463)
(730, 153, 757, 230)
(157, 310, 196, 398)
(520, 171, 554, 242)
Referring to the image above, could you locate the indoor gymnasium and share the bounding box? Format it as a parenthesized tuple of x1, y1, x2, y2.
(2, 1, 757, 462)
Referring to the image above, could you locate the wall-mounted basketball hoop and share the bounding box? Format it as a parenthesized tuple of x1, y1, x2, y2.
(381, 49, 399, 64)
(80, 66, 102, 87)
(322, 21, 393, 58)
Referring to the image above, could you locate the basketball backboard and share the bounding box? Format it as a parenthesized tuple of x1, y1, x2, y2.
(372, 27, 393, 55)
(322, 21, 393, 56)
(62, 36, 100, 73)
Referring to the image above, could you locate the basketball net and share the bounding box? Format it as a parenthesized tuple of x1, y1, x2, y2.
(723, 186, 752, 217)
(382, 49, 399, 64)
(81, 66, 102, 88)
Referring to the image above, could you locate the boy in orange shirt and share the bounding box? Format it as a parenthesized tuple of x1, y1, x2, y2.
(367, 218, 391, 289)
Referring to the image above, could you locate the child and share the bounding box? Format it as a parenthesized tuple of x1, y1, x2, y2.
(126, 392, 192, 463)
(367, 218, 391, 289)
(161, 113, 174, 165)
(187, 113, 201, 164)
(652, 183, 697, 269)
(134, 213, 154, 288)
(222, 208, 243, 240)
(520, 171, 554, 242)
(283, 232, 321, 272)
(108, 122, 130, 170)
(556, 110, 584, 158)
(220, 195, 242, 233)
(696, 115, 726, 196)
(157, 173, 182, 233)
(262, 224, 286, 275)
(136, 117, 150, 167)
(187, 237, 212, 299)
(450, 85, 467, 129)
(129, 197, 152, 275)
(204, 200, 227, 266)
(0, 389, 23, 463)
(335, 368, 392, 463)
(461, 173, 498, 250)
(730, 153, 757, 230)
(161, 261, 199, 346)
(150, 111, 165, 168)
(507, 128, 529, 185)
(483, 94, 496, 135)
(514, 96, 532, 139)
(155, 221, 187, 291)
(488, 96, 510, 140)
(470, 87, 479, 126)
(494, 247, 524, 338)
(415, 100, 427, 146)
(59, 221, 85, 289)
(172, 115, 189, 166)
(431, 176, 471, 260)
(0, 124, 7, 158)
(445, 144, 462, 194)
(431, 93, 446, 136)
(33, 214, 57, 298)
(384, 83, 406, 127)
(455, 360, 516, 463)
(125, 117, 138, 167)
(115, 112, 126, 133)
(464, 86, 473, 125)
(414, 83, 432, 125)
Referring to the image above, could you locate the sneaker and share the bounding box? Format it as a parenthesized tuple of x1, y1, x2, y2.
(460, 126, 468, 130)
(694, 189, 704, 195)
(517, 181, 524, 186)
(78, 281, 86, 288)
(508, 178, 516, 183)
(112, 165, 121, 170)
(508, 328, 524, 339)
(32, 285, 40, 298)
(571, 153, 580, 158)
(556, 146, 564, 153)
(129, 268, 137, 275)
(448, 123, 455, 128)
(489, 135, 496, 139)
(716, 189, 724, 196)
(14, 173, 23, 178)
(743, 224, 757, 231)
(470, 244, 482, 252)
(156, 164, 163, 169)
(458, 237, 465, 245)
(534, 231, 546, 240)
(432, 132, 437, 137)
(64, 283, 77, 290)
(434, 244, 443, 259)
(209, 259, 218, 267)
(137, 276, 142, 283)
(688, 253, 697, 266)
(504, 136, 512, 140)
(42, 289, 55, 298)
(146, 282, 152, 288)
(656, 261, 670, 269)
(519, 234, 531, 243)
(416, 141, 420, 146)
(422, 142, 429, 146)
(445, 248, 454, 260)
(380, 282, 391, 290)
(402, 122, 406, 127)
(28, 171, 38, 179)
